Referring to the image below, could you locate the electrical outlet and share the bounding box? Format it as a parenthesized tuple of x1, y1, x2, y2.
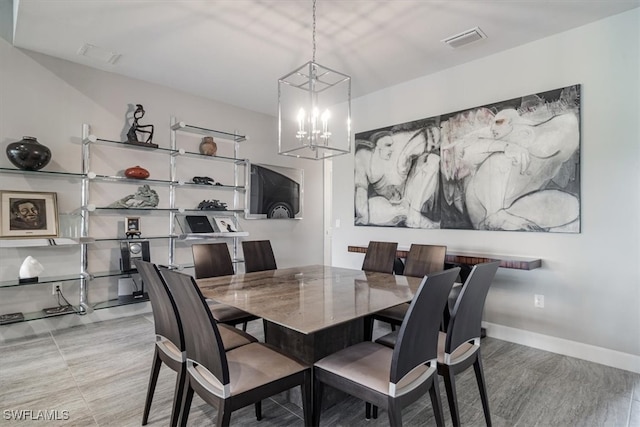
(52, 283, 61, 295)
(534, 294, 544, 308)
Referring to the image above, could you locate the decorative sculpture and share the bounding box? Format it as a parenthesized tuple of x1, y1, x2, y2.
(125, 165, 150, 179)
(126, 104, 158, 148)
(6, 136, 52, 171)
(108, 185, 159, 209)
(19, 256, 44, 283)
(197, 199, 228, 210)
(199, 136, 217, 156)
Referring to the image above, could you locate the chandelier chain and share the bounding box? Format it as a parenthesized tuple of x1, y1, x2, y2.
(312, 0, 316, 63)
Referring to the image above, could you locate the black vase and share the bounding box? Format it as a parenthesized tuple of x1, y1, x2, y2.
(6, 136, 52, 171)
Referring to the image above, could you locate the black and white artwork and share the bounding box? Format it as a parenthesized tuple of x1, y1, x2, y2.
(248, 164, 303, 219)
(354, 84, 581, 233)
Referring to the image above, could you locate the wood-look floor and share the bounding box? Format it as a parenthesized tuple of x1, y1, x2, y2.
(1, 314, 638, 426)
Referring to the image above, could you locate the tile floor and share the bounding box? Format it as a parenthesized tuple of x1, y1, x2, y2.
(1, 315, 639, 426)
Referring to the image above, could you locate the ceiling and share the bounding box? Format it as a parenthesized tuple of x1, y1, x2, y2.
(10, 0, 640, 117)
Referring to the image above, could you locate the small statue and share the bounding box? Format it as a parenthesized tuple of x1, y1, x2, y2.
(192, 176, 214, 185)
(199, 136, 217, 156)
(108, 184, 159, 208)
(197, 199, 228, 210)
(19, 256, 44, 283)
(126, 104, 157, 147)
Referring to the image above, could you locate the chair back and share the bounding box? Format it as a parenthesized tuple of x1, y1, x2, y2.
(403, 244, 446, 277)
(391, 267, 459, 383)
(134, 260, 184, 351)
(362, 241, 398, 274)
(242, 240, 277, 273)
(445, 261, 500, 353)
(192, 242, 235, 279)
(161, 269, 230, 386)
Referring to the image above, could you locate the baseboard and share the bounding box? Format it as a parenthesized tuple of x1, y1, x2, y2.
(483, 321, 640, 374)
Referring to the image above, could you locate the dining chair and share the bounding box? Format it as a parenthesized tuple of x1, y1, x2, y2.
(361, 241, 398, 274)
(376, 261, 500, 427)
(242, 240, 277, 273)
(135, 260, 257, 427)
(313, 267, 460, 427)
(192, 243, 259, 331)
(161, 268, 312, 427)
(364, 244, 446, 340)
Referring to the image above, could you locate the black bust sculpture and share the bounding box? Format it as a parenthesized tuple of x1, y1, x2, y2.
(126, 104, 157, 148)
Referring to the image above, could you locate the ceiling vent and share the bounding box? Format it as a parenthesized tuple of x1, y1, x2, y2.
(77, 43, 121, 65)
(441, 27, 487, 49)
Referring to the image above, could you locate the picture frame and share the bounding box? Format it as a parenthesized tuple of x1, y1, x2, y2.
(247, 163, 303, 219)
(0, 191, 59, 238)
(125, 216, 141, 238)
(213, 216, 237, 233)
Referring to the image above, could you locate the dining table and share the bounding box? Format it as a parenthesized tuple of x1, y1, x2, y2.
(195, 264, 425, 365)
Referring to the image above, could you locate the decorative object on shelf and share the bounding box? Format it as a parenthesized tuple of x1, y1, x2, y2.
(6, 136, 52, 171)
(107, 184, 159, 208)
(213, 216, 237, 233)
(185, 215, 214, 233)
(120, 239, 150, 272)
(278, 0, 351, 160)
(125, 216, 141, 238)
(0, 312, 24, 325)
(126, 104, 158, 148)
(192, 176, 222, 186)
(0, 190, 59, 238)
(42, 305, 75, 316)
(124, 165, 150, 179)
(197, 199, 227, 211)
(18, 255, 44, 283)
(199, 136, 218, 156)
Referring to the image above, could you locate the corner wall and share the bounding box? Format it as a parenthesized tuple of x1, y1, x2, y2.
(330, 9, 640, 371)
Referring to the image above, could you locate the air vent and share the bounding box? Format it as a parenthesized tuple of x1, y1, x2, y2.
(441, 27, 487, 49)
(77, 43, 121, 65)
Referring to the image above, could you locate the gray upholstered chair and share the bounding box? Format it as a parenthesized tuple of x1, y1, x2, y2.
(313, 267, 460, 427)
(376, 261, 500, 427)
(361, 241, 398, 274)
(161, 268, 312, 427)
(241, 240, 277, 273)
(364, 244, 446, 340)
(192, 243, 258, 331)
(135, 260, 256, 427)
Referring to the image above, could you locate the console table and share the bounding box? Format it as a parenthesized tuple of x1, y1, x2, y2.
(347, 245, 541, 270)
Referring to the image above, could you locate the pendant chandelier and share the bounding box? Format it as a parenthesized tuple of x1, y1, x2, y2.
(278, 0, 351, 160)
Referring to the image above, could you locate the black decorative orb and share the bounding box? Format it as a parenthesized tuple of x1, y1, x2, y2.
(6, 136, 52, 171)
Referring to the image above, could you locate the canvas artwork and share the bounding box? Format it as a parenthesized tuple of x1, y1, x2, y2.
(354, 84, 581, 233)
(0, 191, 59, 238)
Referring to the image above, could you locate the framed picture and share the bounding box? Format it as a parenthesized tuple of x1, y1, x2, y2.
(0, 191, 59, 238)
(248, 164, 303, 219)
(213, 216, 237, 233)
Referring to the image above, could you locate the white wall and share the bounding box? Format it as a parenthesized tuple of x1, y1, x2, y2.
(0, 38, 324, 338)
(330, 9, 640, 371)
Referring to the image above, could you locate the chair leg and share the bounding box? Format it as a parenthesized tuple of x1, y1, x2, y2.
(216, 400, 232, 427)
(429, 375, 445, 427)
(364, 316, 374, 341)
(254, 401, 262, 421)
(387, 398, 403, 427)
(442, 369, 461, 427)
(170, 364, 186, 427)
(313, 375, 324, 426)
(302, 370, 313, 427)
(179, 381, 194, 427)
(142, 348, 162, 425)
(365, 402, 372, 420)
(473, 355, 492, 427)
(242, 321, 248, 331)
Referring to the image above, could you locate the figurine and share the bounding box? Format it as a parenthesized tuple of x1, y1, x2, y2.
(126, 104, 157, 147)
(108, 184, 159, 208)
(19, 256, 44, 283)
(199, 136, 217, 156)
(192, 176, 214, 185)
(197, 199, 228, 210)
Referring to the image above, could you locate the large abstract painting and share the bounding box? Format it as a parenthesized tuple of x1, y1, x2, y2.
(354, 84, 581, 232)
